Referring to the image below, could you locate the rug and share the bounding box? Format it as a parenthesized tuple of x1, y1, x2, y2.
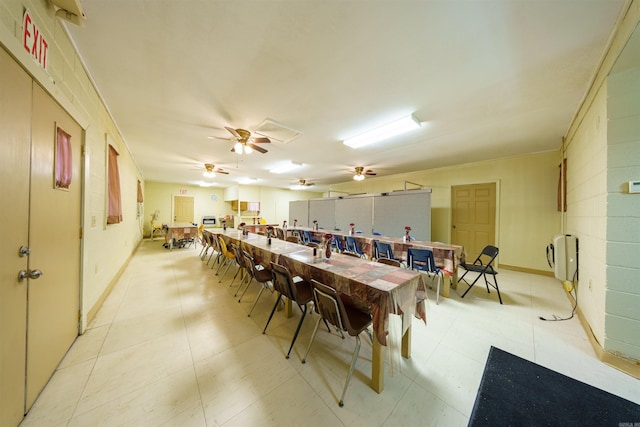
(468, 346, 640, 426)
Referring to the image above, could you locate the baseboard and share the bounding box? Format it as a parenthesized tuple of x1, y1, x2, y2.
(499, 264, 554, 277)
(85, 239, 143, 331)
(566, 291, 640, 380)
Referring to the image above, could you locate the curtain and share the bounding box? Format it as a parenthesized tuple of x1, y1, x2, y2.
(137, 179, 144, 203)
(55, 127, 72, 189)
(557, 158, 567, 212)
(107, 145, 123, 224)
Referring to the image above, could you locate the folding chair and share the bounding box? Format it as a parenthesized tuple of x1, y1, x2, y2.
(344, 236, 366, 258)
(459, 245, 502, 304)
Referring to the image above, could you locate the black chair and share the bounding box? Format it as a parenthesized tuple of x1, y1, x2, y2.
(459, 245, 501, 304)
(407, 248, 443, 304)
(302, 279, 372, 407)
(263, 262, 314, 359)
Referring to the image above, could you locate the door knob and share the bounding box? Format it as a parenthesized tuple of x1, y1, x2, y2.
(18, 269, 43, 282)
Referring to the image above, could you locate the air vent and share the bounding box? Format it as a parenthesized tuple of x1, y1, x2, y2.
(254, 118, 302, 144)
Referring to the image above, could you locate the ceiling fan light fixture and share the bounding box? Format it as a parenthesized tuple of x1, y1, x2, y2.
(203, 170, 215, 178)
(343, 114, 420, 149)
(353, 173, 365, 181)
(233, 142, 244, 153)
(270, 161, 303, 174)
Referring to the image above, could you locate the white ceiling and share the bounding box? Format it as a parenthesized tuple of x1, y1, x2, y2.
(66, 0, 626, 191)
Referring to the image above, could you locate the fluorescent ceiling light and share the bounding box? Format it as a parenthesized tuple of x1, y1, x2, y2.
(270, 161, 303, 174)
(343, 114, 420, 149)
(238, 177, 258, 185)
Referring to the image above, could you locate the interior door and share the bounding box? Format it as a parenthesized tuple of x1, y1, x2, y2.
(451, 183, 496, 259)
(0, 46, 32, 427)
(173, 195, 194, 223)
(25, 84, 82, 410)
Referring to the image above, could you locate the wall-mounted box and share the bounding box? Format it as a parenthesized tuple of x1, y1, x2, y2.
(629, 181, 640, 194)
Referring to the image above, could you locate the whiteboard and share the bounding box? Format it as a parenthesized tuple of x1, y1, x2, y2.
(289, 200, 309, 227)
(335, 196, 373, 233)
(373, 192, 431, 241)
(309, 198, 336, 230)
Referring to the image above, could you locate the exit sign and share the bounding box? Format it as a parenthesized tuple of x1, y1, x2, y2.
(23, 9, 49, 71)
(179, 189, 187, 195)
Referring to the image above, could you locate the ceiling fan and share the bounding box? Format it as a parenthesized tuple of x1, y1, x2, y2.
(353, 166, 376, 181)
(202, 163, 229, 178)
(290, 179, 315, 190)
(213, 127, 271, 154)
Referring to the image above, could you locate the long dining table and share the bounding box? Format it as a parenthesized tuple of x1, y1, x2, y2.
(211, 228, 427, 393)
(279, 226, 464, 296)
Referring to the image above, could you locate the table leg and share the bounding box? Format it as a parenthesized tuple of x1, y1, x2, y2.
(284, 297, 292, 318)
(441, 274, 451, 298)
(371, 333, 384, 393)
(401, 313, 412, 358)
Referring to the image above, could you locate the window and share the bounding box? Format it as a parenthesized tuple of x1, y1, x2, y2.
(107, 144, 122, 224)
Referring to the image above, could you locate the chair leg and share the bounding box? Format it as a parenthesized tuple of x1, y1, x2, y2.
(286, 304, 307, 359)
(460, 271, 482, 299)
(301, 316, 322, 363)
(236, 276, 253, 299)
(218, 260, 235, 283)
(263, 293, 281, 334)
(435, 273, 442, 305)
(247, 283, 268, 317)
(339, 334, 362, 407)
(229, 265, 243, 287)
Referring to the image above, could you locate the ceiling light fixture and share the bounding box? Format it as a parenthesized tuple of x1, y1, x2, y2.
(343, 114, 421, 149)
(233, 142, 253, 154)
(270, 161, 303, 174)
(203, 170, 215, 178)
(353, 173, 365, 181)
(238, 177, 258, 185)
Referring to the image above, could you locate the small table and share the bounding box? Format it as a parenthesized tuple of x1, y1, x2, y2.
(165, 222, 198, 250)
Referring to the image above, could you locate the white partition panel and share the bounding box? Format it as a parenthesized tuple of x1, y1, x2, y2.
(308, 198, 336, 230)
(291, 190, 431, 240)
(335, 196, 373, 233)
(289, 200, 309, 227)
(373, 191, 431, 241)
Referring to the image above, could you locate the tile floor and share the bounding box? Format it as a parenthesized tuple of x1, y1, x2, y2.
(20, 240, 640, 426)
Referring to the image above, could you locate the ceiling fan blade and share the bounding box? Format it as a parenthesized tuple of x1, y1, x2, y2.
(248, 143, 268, 154)
(225, 127, 240, 138)
(217, 169, 229, 175)
(365, 170, 377, 175)
(213, 136, 234, 141)
(251, 137, 271, 143)
(230, 146, 237, 153)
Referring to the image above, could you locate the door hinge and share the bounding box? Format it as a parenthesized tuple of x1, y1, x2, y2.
(79, 227, 83, 239)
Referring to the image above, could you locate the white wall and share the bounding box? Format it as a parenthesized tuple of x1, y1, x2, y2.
(605, 64, 640, 359)
(564, 1, 640, 361)
(330, 150, 562, 273)
(1, 0, 144, 330)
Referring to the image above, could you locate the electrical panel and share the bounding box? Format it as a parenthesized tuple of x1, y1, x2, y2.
(546, 234, 578, 282)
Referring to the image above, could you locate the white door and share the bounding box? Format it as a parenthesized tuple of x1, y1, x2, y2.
(25, 84, 82, 410)
(0, 45, 31, 427)
(0, 47, 82, 423)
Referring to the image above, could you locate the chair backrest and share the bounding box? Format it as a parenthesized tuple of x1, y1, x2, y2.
(232, 244, 246, 268)
(286, 235, 301, 244)
(310, 280, 344, 331)
(311, 280, 371, 336)
(475, 245, 499, 271)
(305, 242, 320, 248)
(332, 236, 345, 252)
(270, 262, 296, 300)
(242, 250, 259, 278)
(344, 236, 362, 254)
(218, 236, 235, 259)
(407, 247, 437, 272)
(276, 228, 285, 240)
(376, 257, 401, 267)
(372, 231, 383, 236)
(301, 230, 313, 243)
(373, 240, 394, 259)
